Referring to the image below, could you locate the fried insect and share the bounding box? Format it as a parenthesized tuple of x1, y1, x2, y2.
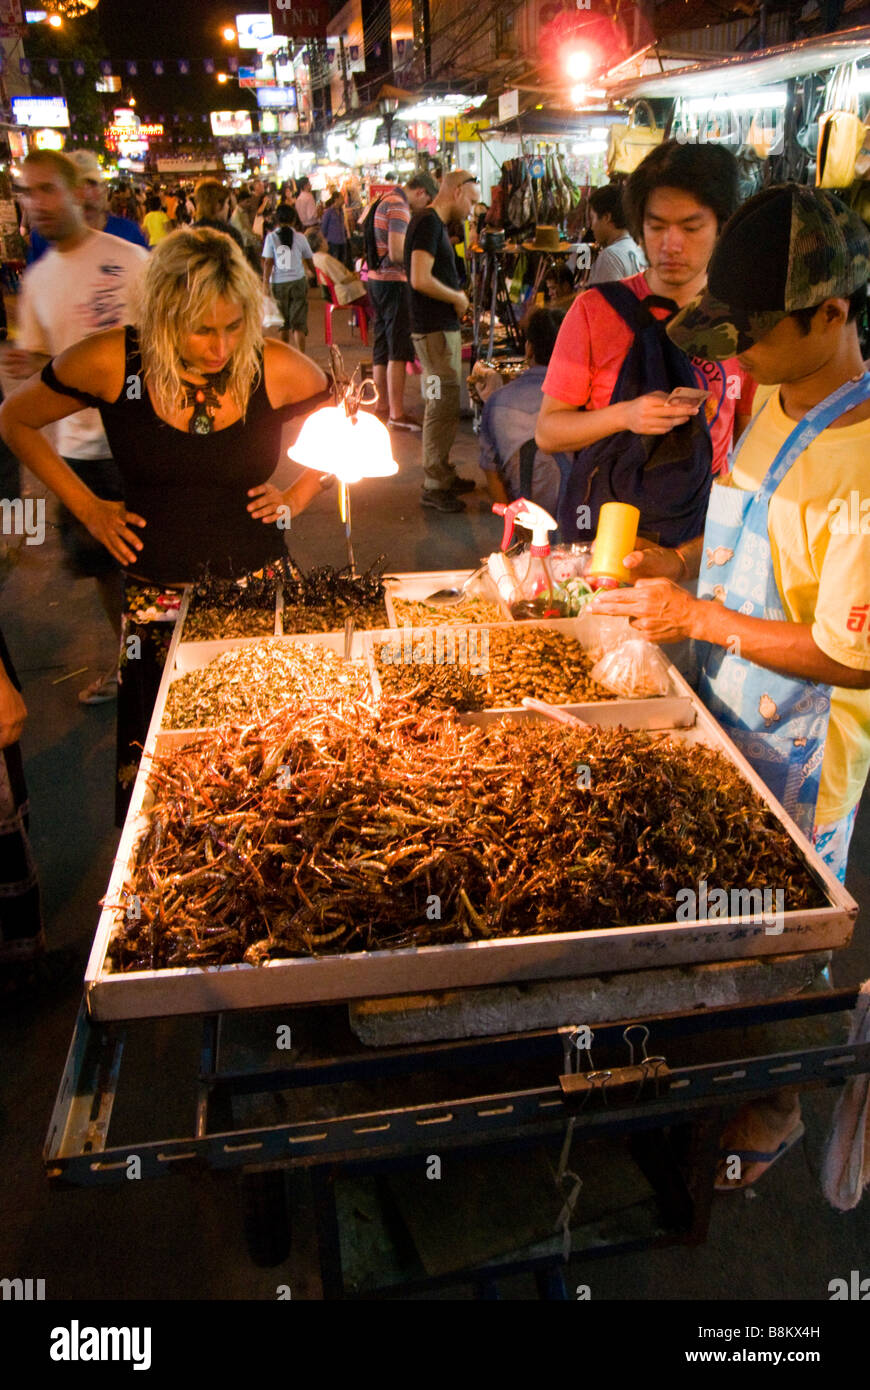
(108, 701, 825, 973)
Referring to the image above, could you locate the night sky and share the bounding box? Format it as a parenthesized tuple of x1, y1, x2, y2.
(95, 0, 260, 117)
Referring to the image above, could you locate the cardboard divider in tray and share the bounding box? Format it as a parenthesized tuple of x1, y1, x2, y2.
(365, 613, 696, 730)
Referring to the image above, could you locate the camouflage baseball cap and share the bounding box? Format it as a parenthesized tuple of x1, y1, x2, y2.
(667, 184, 870, 361)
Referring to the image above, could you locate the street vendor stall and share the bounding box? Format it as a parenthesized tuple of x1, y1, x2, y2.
(44, 557, 869, 1294)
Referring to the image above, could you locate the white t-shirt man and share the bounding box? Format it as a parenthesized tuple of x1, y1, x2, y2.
(17, 229, 148, 459)
(263, 228, 312, 283)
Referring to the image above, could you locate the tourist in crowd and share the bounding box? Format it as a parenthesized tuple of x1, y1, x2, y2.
(142, 193, 172, 247)
(26, 152, 147, 265)
(4, 150, 148, 704)
(587, 183, 647, 284)
(364, 171, 436, 430)
(406, 168, 480, 511)
(307, 230, 370, 318)
(262, 205, 315, 353)
(477, 307, 565, 515)
(592, 185, 870, 1189)
(230, 179, 265, 259)
(294, 176, 318, 232)
(536, 142, 754, 546)
(278, 180, 296, 208)
(110, 182, 142, 225)
(544, 264, 576, 307)
(0, 228, 331, 819)
(192, 178, 249, 254)
(320, 191, 349, 267)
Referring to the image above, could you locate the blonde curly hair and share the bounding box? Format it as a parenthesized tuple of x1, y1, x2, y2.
(136, 227, 264, 418)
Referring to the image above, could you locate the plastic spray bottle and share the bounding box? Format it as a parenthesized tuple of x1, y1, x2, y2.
(492, 498, 565, 619)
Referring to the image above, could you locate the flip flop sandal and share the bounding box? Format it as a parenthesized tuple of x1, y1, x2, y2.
(714, 1121, 805, 1192)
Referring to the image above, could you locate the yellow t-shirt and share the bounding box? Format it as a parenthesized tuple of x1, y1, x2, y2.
(142, 210, 171, 247)
(728, 383, 870, 823)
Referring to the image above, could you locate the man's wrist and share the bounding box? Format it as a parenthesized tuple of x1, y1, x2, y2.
(688, 593, 722, 643)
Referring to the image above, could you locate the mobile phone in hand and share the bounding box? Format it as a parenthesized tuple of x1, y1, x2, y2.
(666, 387, 711, 407)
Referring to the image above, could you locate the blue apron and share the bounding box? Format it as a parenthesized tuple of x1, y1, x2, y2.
(696, 372, 870, 838)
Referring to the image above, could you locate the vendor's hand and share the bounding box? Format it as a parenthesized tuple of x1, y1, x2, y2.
(588, 577, 699, 643)
(622, 539, 684, 582)
(2, 348, 46, 380)
(0, 673, 26, 748)
(621, 392, 699, 436)
(84, 498, 146, 567)
(454, 290, 470, 316)
(247, 483, 288, 524)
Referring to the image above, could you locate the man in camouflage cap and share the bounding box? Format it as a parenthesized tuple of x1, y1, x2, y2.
(588, 183, 870, 1190)
(666, 183, 870, 361)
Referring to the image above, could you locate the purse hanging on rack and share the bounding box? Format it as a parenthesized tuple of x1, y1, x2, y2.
(607, 101, 663, 176)
(817, 62, 865, 189)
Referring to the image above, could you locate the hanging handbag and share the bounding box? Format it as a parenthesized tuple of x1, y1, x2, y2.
(817, 63, 865, 189)
(607, 101, 663, 176)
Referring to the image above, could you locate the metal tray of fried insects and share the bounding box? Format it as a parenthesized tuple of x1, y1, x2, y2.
(84, 647, 857, 1020)
(366, 614, 697, 730)
(175, 582, 283, 649)
(142, 622, 375, 753)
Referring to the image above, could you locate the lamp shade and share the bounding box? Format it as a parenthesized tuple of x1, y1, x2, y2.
(289, 407, 398, 483)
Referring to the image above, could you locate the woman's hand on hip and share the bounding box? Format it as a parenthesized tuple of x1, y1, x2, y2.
(247, 483, 288, 524)
(84, 498, 146, 567)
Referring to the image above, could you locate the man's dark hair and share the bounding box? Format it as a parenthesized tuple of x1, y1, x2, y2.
(791, 285, 867, 334)
(588, 183, 627, 229)
(546, 264, 574, 291)
(146, 194, 161, 212)
(276, 201, 303, 247)
(525, 308, 565, 366)
(296, 176, 310, 192)
(623, 141, 739, 241)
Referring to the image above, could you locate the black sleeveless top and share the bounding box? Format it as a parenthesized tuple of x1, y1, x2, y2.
(42, 325, 330, 585)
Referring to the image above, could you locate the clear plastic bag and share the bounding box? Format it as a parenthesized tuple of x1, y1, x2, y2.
(590, 636, 671, 698)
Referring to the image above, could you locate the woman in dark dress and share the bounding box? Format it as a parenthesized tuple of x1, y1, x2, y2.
(0, 228, 331, 818)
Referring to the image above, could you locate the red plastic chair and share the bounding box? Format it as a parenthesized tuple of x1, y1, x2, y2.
(314, 267, 370, 347)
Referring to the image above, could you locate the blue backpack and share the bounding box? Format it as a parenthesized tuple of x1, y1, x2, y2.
(556, 281, 713, 546)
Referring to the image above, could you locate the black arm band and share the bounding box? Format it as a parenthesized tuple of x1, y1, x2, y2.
(40, 359, 106, 410)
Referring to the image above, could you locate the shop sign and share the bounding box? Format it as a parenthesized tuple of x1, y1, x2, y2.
(256, 85, 297, 107)
(210, 110, 254, 136)
(235, 12, 274, 47)
(269, 0, 329, 40)
(498, 89, 519, 122)
(442, 116, 489, 142)
(11, 95, 69, 128)
(34, 127, 64, 151)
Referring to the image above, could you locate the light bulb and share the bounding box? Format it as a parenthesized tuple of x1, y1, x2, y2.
(289, 408, 398, 482)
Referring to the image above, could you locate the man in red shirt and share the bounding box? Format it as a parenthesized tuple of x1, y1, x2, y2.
(537, 142, 754, 547)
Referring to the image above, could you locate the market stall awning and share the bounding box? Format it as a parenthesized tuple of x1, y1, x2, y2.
(604, 24, 870, 99)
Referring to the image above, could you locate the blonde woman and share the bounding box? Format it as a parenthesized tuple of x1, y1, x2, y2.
(0, 227, 331, 816)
